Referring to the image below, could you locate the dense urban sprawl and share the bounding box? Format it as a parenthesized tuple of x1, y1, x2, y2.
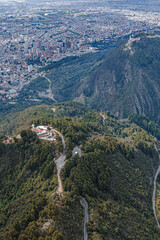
(0, 0, 160, 100)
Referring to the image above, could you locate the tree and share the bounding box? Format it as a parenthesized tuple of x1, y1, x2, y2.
(52, 230, 63, 240)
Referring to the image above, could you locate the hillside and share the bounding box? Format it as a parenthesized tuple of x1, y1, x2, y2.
(0, 52, 106, 118)
(2, 33, 160, 123)
(0, 102, 88, 136)
(0, 129, 84, 240)
(80, 33, 160, 122)
(1, 105, 160, 239)
(19, 33, 160, 123)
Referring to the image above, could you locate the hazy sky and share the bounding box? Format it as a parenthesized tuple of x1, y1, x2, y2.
(0, 0, 159, 11)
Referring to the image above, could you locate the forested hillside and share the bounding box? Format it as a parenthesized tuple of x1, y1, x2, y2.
(2, 34, 160, 123)
(0, 129, 83, 240)
(74, 33, 160, 122)
(0, 102, 88, 136)
(1, 105, 160, 239)
(11, 33, 160, 123)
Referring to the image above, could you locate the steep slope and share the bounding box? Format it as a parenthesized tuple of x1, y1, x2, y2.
(0, 52, 105, 115)
(2, 34, 160, 123)
(75, 33, 160, 122)
(0, 129, 84, 240)
(40, 33, 160, 123)
(1, 106, 160, 239)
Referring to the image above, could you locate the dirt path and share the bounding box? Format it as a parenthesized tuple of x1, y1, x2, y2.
(43, 74, 57, 102)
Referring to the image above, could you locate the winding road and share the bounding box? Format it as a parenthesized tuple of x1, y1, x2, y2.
(80, 197, 89, 240)
(100, 113, 105, 126)
(53, 131, 88, 239)
(54, 130, 66, 193)
(72, 147, 89, 239)
(153, 143, 160, 228)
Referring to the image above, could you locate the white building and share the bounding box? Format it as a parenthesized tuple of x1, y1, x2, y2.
(28, 65, 33, 72)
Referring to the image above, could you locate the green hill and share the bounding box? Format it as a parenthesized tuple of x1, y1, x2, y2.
(30, 34, 160, 122)
(0, 51, 105, 117)
(0, 102, 88, 136)
(2, 33, 160, 123)
(80, 33, 160, 122)
(0, 105, 160, 239)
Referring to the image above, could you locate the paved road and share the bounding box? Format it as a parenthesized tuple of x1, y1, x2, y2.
(54, 129, 65, 154)
(53, 130, 88, 238)
(80, 197, 89, 240)
(100, 113, 105, 126)
(153, 143, 160, 228)
(54, 129, 66, 193)
(72, 146, 81, 157)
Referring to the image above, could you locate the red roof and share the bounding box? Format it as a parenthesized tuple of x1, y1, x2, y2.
(37, 129, 43, 133)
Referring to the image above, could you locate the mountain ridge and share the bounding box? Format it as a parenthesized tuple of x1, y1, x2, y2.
(43, 33, 160, 123)
(1, 104, 160, 239)
(78, 34, 160, 122)
(2, 33, 160, 123)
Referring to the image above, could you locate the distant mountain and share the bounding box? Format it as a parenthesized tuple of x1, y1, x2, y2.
(39, 33, 160, 123)
(73, 33, 160, 123)
(3, 33, 160, 124)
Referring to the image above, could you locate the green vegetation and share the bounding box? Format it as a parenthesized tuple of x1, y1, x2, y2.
(2, 33, 160, 239)
(11, 33, 160, 123)
(0, 130, 55, 238)
(0, 129, 83, 240)
(45, 52, 105, 103)
(129, 113, 160, 140)
(53, 101, 88, 118)
(0, 102, 88, 136)
(0, 51, 106, 118)
(155, 184, 160, 223)
(0, 104, 160, 239)
(63, 138, 159, 239)
(32, 116, 99, 159)
(2, 34, 160, 124)
(0, 105, 54, 136)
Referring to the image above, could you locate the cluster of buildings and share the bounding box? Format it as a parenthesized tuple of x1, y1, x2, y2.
(0, 1, 160, 100)
(32, 125, 56, 141)
(3, 137, 15, 144)
(2, 125, 57, 144)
